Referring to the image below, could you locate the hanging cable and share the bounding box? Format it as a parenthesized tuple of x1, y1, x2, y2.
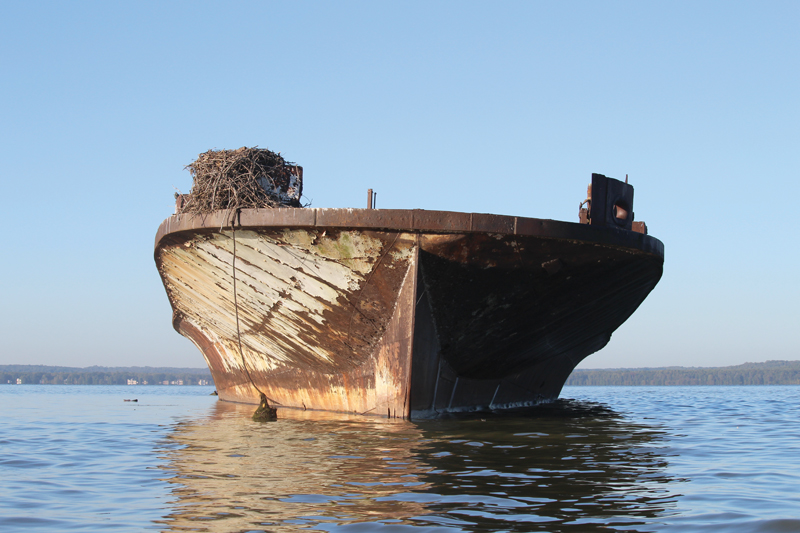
(230, 210, 279, 418)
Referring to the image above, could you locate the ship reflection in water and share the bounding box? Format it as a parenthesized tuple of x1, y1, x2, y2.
(156, 401, 679, 532)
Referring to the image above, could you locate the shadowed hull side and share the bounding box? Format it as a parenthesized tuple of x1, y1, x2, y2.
(155, 208, 663, 418)
(409, 235, 662, 417)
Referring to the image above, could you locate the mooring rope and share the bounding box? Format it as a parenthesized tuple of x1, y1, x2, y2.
(230, 211, 279, 406)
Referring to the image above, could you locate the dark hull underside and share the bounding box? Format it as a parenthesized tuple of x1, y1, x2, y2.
(155, 208, 663, 418)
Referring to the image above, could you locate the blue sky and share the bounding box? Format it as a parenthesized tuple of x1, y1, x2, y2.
(1, 1, 797, 369)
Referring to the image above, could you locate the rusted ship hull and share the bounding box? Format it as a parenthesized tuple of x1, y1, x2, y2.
(155, 205, 663, 418)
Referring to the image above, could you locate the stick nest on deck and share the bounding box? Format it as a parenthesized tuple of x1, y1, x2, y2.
(180, 147, 303, 215)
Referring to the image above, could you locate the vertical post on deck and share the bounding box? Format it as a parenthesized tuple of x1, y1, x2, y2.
(367, 188, 373, 209)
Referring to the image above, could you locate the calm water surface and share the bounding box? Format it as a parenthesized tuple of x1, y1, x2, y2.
(1, 385, 799, 532)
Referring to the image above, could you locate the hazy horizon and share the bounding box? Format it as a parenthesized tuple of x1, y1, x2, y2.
(4, 360, 800, 372)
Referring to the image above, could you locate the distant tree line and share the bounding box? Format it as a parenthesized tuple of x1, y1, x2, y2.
(567, 360, 800, 386)
(6, 361, 800, 387)
(0, 365, 213, 386)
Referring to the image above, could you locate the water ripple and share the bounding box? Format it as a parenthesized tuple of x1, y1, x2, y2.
(3, 385, 800, 531)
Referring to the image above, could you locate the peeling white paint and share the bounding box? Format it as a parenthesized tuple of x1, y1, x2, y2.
(159, 229, 414, 372)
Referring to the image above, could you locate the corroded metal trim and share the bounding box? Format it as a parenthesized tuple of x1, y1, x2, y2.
(155, 208, 664, 260)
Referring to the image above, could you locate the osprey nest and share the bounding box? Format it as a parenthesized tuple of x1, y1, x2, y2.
(179, 147, 303, 215)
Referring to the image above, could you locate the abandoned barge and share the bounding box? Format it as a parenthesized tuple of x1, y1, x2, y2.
(155, 172, 663, 418)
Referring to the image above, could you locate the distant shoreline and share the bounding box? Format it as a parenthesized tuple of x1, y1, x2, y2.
(0, 365, 212, 386)
(3, 360, 800, 387)
(567, 360, 800, 386)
